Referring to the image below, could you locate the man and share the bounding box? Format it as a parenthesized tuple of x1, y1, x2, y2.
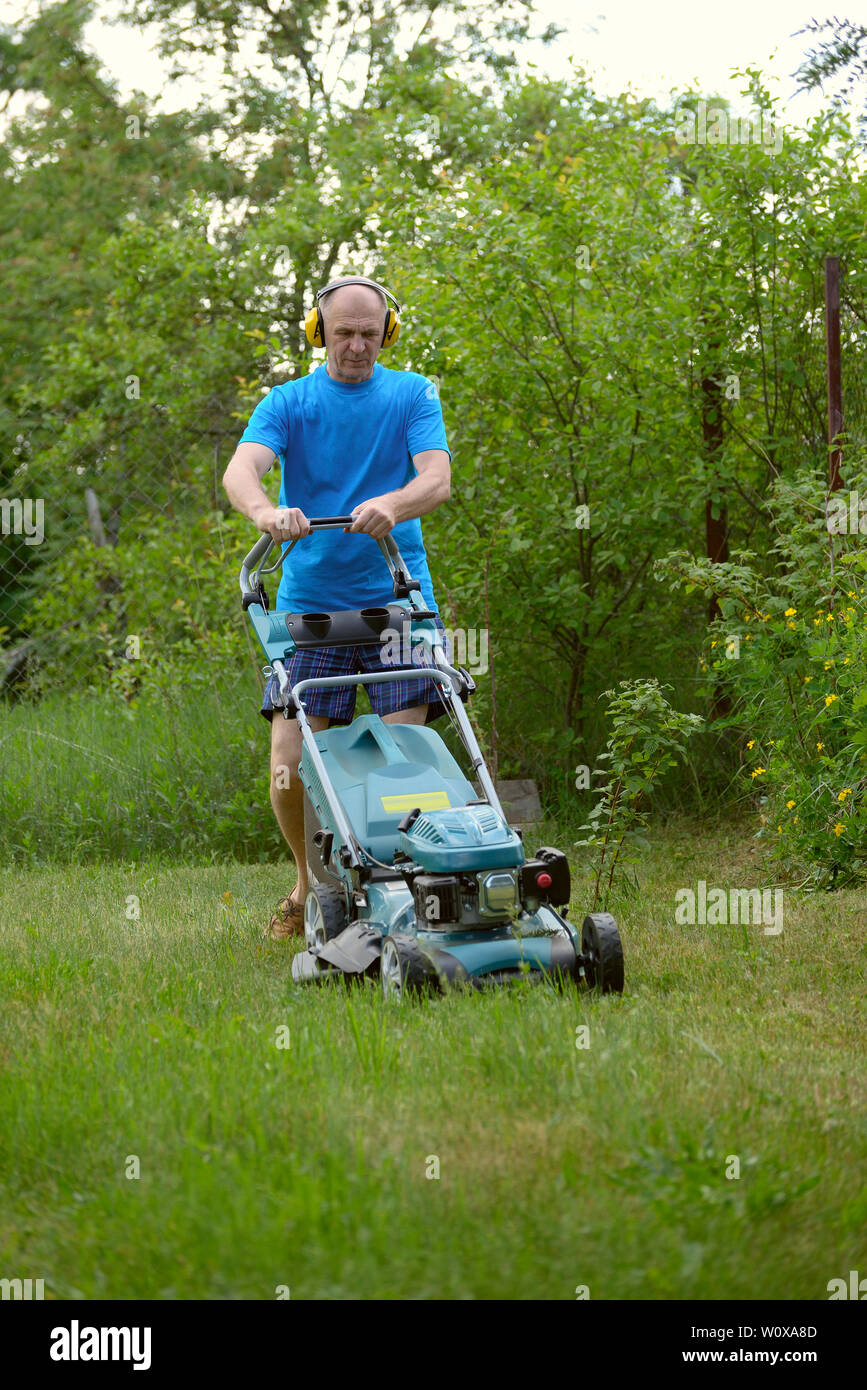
(222, 276, 451, 938)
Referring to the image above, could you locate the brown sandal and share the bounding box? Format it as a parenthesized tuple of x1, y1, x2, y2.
(266, 887, 305, 941)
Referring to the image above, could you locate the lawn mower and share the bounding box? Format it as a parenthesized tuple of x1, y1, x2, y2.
(240, 519, 624, 998)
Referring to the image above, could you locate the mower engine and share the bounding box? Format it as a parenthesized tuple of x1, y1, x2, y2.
(398, 806, 571, 929)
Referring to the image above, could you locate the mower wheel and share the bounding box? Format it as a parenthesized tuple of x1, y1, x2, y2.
(380, 934, 432, 1000)
(304, 884, 348, 953)
(581, 912, 624, 995)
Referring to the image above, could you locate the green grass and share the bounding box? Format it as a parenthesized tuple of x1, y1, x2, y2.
(0, 683, 283, 865)
(1, 826, 864, 1300)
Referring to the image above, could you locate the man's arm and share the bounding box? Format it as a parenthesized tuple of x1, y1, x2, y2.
(222, 441, 311, 541)
(349, 448, 451, 539)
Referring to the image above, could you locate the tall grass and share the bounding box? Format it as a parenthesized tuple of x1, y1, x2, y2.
(0, 682, 282, 864)
(0, 683, 743, 867)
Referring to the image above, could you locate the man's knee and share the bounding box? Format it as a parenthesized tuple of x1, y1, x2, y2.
(270, 714, 301, 788)
(270, 712, 329, 794)
(383, 703, 428, 726)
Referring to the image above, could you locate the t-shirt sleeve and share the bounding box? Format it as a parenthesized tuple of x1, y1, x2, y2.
(237, 388, 290, 461)
(407, 377, 451, 460)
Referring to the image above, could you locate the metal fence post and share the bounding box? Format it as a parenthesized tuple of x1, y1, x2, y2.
(825, 255, 843, 493)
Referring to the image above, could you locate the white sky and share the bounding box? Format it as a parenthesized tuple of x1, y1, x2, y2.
(524, 0, 861, 121)
(0, 0, 863, 129)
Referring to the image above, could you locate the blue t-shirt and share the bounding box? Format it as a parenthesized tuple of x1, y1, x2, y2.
(238, 363, 449, 614)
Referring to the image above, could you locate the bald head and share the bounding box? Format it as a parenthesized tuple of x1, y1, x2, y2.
(320, 279, 387, 321)
(320, 279, 388, 384)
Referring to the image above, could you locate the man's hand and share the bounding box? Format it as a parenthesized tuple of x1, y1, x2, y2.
(253, 505, 312, 544)
(347, 495, 397, 538)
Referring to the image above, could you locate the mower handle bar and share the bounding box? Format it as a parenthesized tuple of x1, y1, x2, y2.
(239, 519, 419, 605)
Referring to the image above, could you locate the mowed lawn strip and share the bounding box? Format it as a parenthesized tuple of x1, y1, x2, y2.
(0, 835, 864, 1299)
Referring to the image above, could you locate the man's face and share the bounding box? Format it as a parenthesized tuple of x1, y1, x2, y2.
(322, 287, 384, 384)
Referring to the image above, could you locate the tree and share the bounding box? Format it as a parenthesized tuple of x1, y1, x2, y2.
(375, 75, 867, 784)
(0, 1, 231, 639)
(795, 17, 867, 109)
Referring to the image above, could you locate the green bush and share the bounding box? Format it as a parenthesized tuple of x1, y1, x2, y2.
(575, 678, 704, 908)
(657, 463, 867, 888)
(14, 510, 255, 700)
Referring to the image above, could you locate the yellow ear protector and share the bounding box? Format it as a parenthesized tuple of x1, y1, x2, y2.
(304, 276, 401, 350)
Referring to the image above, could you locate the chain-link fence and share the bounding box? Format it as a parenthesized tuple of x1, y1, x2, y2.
(0, 403, 245, 691)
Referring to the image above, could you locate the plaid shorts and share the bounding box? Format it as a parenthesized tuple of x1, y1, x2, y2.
(260, 615, 452, 725)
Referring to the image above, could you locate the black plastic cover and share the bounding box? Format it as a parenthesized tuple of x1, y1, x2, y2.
(413, 874, 461, 925)
(520, 847, 571, 908)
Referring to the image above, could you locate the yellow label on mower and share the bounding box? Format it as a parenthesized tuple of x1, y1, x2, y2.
(380, 791, 451, 813)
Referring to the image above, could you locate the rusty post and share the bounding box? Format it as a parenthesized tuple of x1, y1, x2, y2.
(825, 256, 843, 492)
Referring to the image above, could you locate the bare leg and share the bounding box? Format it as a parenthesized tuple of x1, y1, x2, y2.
(270, 710, 331, 904)
(383, 704, 428, 726)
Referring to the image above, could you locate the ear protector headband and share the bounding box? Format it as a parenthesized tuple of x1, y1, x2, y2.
(304, 276, 401, 350)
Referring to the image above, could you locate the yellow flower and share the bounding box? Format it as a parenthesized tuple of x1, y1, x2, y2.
(833, 823, 844, 837)
(803, 676, 812, 683)
(777, 825, 783, 834)
(838, 789, 852, 802)
(747, 739, 756, 749)
(817, 742, 824, 751)
(786, 800, 796, 809)
(750, 767, 766, 779)
(824, 660, 834, 670)
(784, 607, 797, 617)
(787, 622, 796, 630)
(793, 817, 798, 824)
(825, 694, 838, 706)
